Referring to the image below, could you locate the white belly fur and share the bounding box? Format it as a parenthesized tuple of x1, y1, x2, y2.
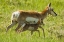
(28, 26, 34, 31)
(26, 17, 39, 24)
(11, 11, 20, 21)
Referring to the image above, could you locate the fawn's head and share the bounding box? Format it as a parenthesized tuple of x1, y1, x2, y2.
(46, 3, 57, 16)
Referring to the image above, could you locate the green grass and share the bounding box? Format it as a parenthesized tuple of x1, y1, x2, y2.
(0, 0, 64, 42)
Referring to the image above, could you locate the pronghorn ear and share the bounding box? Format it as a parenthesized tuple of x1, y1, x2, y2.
(48, 3, 51, 7)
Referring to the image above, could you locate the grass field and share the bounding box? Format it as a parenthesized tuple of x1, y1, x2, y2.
(0, 0, 64, 42)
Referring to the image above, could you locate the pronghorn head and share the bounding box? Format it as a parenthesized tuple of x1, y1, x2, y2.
(46, 3, 57, 16)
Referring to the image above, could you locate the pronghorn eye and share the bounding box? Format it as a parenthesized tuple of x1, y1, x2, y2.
(51, 7, 54, 10)
(51, 8, 54, 11)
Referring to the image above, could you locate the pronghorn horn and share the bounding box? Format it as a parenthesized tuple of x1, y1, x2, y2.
(48, 3, 51, 7)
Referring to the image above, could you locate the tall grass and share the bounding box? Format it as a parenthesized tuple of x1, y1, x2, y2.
(0, 0, 64, 42)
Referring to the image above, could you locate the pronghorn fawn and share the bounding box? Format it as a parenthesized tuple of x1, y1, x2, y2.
(19, 19, 45, 37)
(6, 3, 57, 37)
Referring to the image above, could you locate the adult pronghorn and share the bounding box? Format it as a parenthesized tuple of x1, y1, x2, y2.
(6, 3, 57, 35)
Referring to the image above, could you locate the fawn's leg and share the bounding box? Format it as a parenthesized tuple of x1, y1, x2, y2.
(31, 31, 33, 35)
(31, 30, 40, 37)
(36, 30, 40, 37)
(18, 25, 27, 33)
(39, 26, 45, 38)
(15, 23, 26, 32)
(6, 22, 17, 32)
(15, 23, 21, 32)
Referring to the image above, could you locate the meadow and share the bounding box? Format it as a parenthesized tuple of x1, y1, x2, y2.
(0, 0, 64, 42)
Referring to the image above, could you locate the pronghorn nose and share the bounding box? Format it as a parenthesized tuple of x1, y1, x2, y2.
(55, 14, 57, 16)
(54, 12, 57, 16)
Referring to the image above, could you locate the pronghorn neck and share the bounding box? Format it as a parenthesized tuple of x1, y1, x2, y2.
(41, 8, 48, 19)
(41, 7, 48, 15)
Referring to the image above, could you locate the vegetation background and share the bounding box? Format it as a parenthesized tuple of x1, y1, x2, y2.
(0, 0, 64, 42)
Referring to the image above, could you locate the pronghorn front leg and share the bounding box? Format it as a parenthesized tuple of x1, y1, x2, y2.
(6, 22, 17, 32)
(40, 19, 45, 25)
(41, 19, 45, 25)
(41, 21, 45, 25)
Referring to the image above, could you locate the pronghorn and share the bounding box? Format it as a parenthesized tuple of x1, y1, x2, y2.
(19, 19, 45, 37)
(6, 3, 57, 35)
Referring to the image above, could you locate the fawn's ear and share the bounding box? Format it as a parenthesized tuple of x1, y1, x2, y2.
(48, 3, 51, 7)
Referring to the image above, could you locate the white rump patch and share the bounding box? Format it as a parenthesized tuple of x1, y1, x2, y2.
(11, 11, 20, 21)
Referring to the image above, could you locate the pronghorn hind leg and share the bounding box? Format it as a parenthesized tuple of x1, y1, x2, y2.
(6, 22, 17, 32)
(41, 21, 45, 25)
(39, 26, 45, 38)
